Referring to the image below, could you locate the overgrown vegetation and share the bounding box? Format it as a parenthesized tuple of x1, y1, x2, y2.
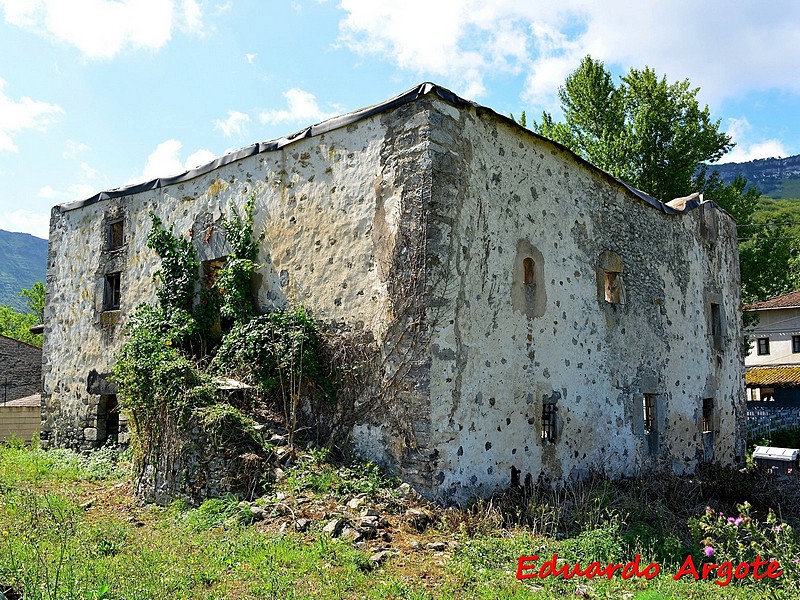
(112, 196, 333, 500)
(3, 442, 800, 599)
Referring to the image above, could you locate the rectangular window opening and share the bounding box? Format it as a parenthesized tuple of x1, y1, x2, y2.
(201, 257, 230, 333)
(103, 273, 121, 311)
(99, 394, 120, 445)
(108, 219, 124, 251)
(793, 336, 800, 354)
(710, 303, 722, 337)
(604, 271, 623, 304)
(702, 397, 714, 433)
(643, 394, 655, 435)
(541, 403, 557, 442)
(523, 257, 536, 285)
(757, 337, 770, 356)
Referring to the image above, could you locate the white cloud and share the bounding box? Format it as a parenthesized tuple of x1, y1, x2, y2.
(214, 1, 232, 14)
(67, 183, 97, 199)
(336, 1, 800, 109)
(0, 78, 63, 152)
(38, 185, 57, 199)
(180, 0, 203, 35)
(213, 110, 250, 138)
(716, 117, 789, 164)
(259, 88, 338, 125)
(62, 139, 89, 159)
(0, 0, 205, 59)
(80, 161, 98, 179)
(245, 53, 257, 64)
(140, 139, 185, 181)
(185, 149, 216, 170)
(0, 209, 50, 239)
(131, 139, 216, 183)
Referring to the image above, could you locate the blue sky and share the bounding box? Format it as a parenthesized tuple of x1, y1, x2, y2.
(1, 0, 799, 239)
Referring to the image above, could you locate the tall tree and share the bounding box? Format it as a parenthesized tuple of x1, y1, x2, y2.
(535, 56, 732, 203)
(530, 55, 798, 302)
(19, 281, 45, 323)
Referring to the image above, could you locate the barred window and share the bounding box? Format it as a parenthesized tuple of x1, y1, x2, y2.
(541, 403, 557, 442)
(643, 394, 655, 435)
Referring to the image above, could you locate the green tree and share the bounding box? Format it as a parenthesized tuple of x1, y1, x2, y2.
(19, 281, 45, 323)
(535, 55, 733, 203)
(0, 305, 41, 346)
(531, 55, 798, 302)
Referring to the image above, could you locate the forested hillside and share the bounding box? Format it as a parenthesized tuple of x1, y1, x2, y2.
(0, 229, 47, 312)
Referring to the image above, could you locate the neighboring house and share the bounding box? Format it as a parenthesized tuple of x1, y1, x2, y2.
(0, 334, 42, 442)
(41, 83, 744, 502)
(744, 290, 800, 404)
(0, 334, 41, 403)
(0, 394, 41, 442)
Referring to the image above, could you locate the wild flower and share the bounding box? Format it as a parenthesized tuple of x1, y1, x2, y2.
(704, 546, 715, 557)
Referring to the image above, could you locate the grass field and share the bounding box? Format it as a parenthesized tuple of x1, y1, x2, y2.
(1, 441, 798, 599)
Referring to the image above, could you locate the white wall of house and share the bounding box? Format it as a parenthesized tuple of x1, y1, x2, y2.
(745, 308, 800, 367)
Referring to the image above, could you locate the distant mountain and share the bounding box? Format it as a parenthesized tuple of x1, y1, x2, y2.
(0, 230, 48, 312)
(709, 154, 800, 198)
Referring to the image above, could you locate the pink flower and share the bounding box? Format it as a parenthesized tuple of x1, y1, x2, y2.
(704, 546, 715, 557)
(734, 517, 743, 526)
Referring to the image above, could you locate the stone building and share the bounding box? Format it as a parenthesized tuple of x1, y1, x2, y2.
(41, 83, 744, 502)
(0, 334, 41, 403)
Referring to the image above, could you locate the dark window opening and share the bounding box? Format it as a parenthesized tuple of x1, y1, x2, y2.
(643, 394, 655, 435)
(793, 336, 800, 354)
(702, 397, 714, 433)
(757, 337, 770, 356)
(523, 257, 535, 285)
(103, 273, 121, 311)
(604, 271, 624, 304)
(108, 219, 124, 251)
(711, 303, 722, 337)
(541, 403, 557, 442)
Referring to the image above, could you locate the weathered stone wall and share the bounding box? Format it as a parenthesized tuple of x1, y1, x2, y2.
(42, 86, 743, 504)
(0, 334, 41, 402)
(40, 102, 427, 458)
(423, 99, 744, 502)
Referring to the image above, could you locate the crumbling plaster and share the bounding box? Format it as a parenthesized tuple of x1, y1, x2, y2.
(422, 102, 743, 500)
(41, 86, 744, 505)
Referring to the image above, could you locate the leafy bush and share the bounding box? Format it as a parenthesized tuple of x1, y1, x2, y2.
(692, 501, 800, 588)
(192, 403, 262, 450)
(213, 306, 328, 397)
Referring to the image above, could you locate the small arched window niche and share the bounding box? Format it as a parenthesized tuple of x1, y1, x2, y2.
(597, 250, 625, 305)
(512, 240, 546, 318)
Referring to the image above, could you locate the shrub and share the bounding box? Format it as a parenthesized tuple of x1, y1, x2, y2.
(692, 501, 800, 588)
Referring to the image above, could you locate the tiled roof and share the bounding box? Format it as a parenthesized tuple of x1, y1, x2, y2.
(746, 365, 800, 387)
(745, 291, 800, 311)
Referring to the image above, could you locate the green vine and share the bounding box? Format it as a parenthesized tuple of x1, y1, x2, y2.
(218, 196, 261, 323)
(146, 214, 199, 315)
(113, 198, 335, 499)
